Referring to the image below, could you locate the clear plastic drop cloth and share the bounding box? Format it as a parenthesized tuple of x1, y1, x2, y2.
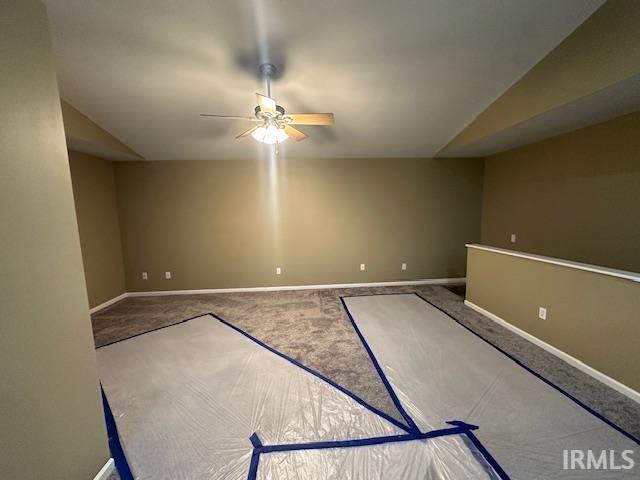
(342, 294, 639, 479)
(98, 314, 497, 479)
(97, 315, 403, 479)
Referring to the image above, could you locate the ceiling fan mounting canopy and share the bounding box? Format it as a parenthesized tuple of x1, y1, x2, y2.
(259, 62, 277, 79)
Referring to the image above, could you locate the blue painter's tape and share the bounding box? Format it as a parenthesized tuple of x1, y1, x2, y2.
(339, 296, 421, 434)
(258, 424, 462, 454)
(248, 422, 508, 480)
(101, 386, 134, 480)
(446, 420, 479, 430)
(247, 448, 261, 480)
(249, 432, 263, 448)
(462, 426, 511, 479)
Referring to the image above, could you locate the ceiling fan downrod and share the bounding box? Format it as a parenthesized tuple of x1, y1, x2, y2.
(259, 63, 277, 98)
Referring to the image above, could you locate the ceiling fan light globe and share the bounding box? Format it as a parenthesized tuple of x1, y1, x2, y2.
(251, 125, 288, 144)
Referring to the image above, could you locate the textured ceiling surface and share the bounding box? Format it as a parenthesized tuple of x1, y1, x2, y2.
(45, 0, 602, 160)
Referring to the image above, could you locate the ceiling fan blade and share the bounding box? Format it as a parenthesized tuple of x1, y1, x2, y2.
(236, 126, 259, 139)
(283, 125, 308, 141)
(200, 114, 258, 121)
(286, 113, 335, 125)
(256, 93, 277, 115)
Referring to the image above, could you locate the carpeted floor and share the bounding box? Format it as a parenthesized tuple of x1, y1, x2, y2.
(94, 284, 639, 479)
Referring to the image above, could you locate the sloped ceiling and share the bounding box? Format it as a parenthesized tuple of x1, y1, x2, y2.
(44, 0, 603, 160)
(61, 100, 142, 160)
(439, 0, 640, 157)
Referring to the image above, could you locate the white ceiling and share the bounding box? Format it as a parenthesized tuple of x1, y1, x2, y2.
(44, 0, 603, 160)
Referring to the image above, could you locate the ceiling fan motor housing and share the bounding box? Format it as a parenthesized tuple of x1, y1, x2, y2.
(255, 104, 285, 118)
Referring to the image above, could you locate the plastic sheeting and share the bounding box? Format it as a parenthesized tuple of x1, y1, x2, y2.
(97, 314, 499, 479)
(342, 293, 639, 479)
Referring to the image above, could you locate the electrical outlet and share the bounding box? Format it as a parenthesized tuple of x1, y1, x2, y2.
(360, 263, 366, 271)
(142, 272, 148, 280)
(538, 307, 547, 320)
(401, 263, 407, 271)
(510, 233, 517, 243)
(165, 271, 172, 280)
(276, 267, 281, 275)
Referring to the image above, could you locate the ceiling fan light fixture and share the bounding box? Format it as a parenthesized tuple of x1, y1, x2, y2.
(251, 124, 288, 144)
(200, 63, 333, 150)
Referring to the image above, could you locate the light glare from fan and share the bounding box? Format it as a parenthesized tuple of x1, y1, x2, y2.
(251, 125, 288, 144)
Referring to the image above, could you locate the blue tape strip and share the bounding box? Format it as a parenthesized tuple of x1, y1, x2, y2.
(413, 293, 640, 446)
(460, 426, 512, 479)
(258, 424, 464, 454)
(339, 296, 421, 434)
(248, 421, 507, 480)
(447, 421, 508, 479)
(247, 448, 261, 480)
(249, 432, 263, 448)
(212, 313, 412, 433)
(101, 386, 134, 480)
(96, 313, 207, 349)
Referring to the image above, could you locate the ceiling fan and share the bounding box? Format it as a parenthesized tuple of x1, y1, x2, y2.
(200, 63, 334, 148)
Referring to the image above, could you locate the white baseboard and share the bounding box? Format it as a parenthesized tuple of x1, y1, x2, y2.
(90, 278, 465, 313)
(89, 293, 128, 314)
(126, 277, 466, 297)
(464, 300, 640, 404)
(93, 458, 115, 480)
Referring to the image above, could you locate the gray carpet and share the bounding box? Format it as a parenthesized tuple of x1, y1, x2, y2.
(93, 285, 639, 479)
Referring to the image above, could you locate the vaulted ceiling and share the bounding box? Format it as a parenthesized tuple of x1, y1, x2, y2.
(44, 0, 605, 160)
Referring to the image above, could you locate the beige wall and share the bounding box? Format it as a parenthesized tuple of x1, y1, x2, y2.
(115, 157, 483, 291)
(69, 151, 127, 307)
(481, 111, 640, 272)
(0, 2, 109, 479)
(466, 248, 640, 391)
